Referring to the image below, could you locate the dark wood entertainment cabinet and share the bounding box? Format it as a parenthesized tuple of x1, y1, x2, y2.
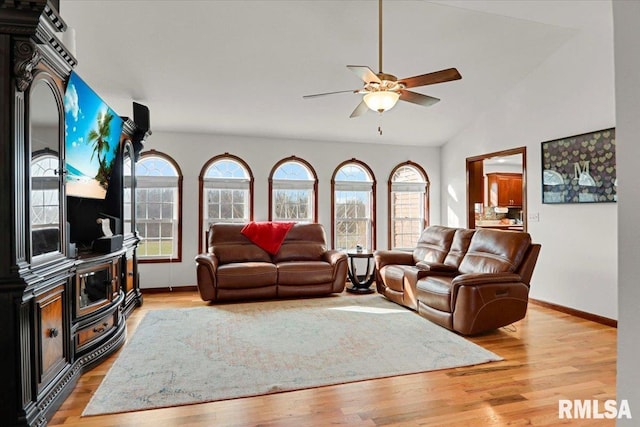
(0, 2, 147, 425)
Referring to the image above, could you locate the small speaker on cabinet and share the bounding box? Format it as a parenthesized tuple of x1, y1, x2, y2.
(133, 102, 150, 133)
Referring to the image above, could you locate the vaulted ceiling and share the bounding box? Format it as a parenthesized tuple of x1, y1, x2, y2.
(59, 0, 611, 146)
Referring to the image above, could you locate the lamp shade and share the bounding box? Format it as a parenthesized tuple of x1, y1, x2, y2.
(363, 90, 400, 113)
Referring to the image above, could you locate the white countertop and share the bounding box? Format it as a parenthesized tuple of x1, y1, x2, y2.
(475, 220, 523, 229)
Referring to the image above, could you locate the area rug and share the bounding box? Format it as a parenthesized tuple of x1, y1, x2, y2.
(83, 294, 502, 416)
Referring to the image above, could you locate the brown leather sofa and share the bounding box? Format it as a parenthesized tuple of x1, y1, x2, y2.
(375, 225, 541, 335)
(195, 223, 347, 302)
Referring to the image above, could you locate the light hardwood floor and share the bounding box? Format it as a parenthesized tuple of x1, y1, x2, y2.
(50, 291, 617, 426)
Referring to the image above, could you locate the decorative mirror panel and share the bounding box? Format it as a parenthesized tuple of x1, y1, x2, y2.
(30, 79, 62, 257)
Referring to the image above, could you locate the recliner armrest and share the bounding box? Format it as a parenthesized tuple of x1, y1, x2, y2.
(194, 253, 220, 302)
(452, 272, 522, 287)
(450, 272, 525, 313)
(374, 250, 414, 269)
(195, 253, 219, 272)
(416, 261, 458, 274)
(324, 250, 347, 266)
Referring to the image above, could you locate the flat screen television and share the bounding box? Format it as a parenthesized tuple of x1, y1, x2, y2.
(64, 71, 123, 199)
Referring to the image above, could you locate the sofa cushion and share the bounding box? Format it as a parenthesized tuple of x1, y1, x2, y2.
(273, 223, 328, 262)
(241, 221, 295, 255)
(214, 244, 272, 264)
(416, 276, 454, 312)
(209, 224, 272, 264)
(443, 228, 475, 268)
(412, 226, 457, 264)
(216, 262, 277, 288)
(379, 265, 425, 292)
(458, 229, 532, 274)
(277, 261, 333, 285)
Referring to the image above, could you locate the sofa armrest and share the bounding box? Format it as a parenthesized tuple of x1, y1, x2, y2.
(374, 250, 414, 270)
(450, 272, 529, 334)
(416, 261, 458, 275)
(324, 249, 347, 266)
(195, 253, 219, 270)
(194, 253, 219, 301)
(324, 250, 348, 293)
(452, 272, 522, 287)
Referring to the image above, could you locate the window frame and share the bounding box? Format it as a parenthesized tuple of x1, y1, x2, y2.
(268, 155, 318, 223)
(135, 150, 183, 264)
(387, 161, 430, 250)
(198, 153, 254, 253)
(331, 159, 377, 250)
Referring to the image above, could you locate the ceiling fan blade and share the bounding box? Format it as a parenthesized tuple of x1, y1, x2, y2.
(303, 89, 358, 99)
(399, 68, 462, 89)
(349, 100, 369, 118)
(347, 65, 381, 84)
(399, 90, 440, 107)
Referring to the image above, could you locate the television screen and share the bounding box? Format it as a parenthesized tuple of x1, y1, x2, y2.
(64, 71, 123, 199)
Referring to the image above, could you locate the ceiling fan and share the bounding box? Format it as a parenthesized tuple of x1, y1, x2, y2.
(303, 0, 462, 118)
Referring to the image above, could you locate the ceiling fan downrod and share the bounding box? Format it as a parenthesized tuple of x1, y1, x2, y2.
(378, 0, 383, 74)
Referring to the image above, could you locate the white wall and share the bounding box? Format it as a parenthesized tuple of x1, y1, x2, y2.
(137, 132, 440, 289)
(613, 1, 640, 423)
(441, 4, 617, 319)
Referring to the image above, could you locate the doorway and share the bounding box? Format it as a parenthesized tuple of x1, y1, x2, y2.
(466, 147, 527, 231)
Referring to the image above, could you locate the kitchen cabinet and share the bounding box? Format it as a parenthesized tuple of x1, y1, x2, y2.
(487, 173, 523, 207)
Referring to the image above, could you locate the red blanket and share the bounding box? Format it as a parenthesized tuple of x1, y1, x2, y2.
(241, 221, 295, 255)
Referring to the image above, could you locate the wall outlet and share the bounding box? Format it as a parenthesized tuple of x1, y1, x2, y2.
(528, 212, 540, 222)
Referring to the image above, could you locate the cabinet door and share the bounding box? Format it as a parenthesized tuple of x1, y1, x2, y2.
(496, 176, 512, 206)
(123, 142, 135, 236)
(488, 174, 511, 206)
(125, 256, 134, 296)
(76, 263, 112, 317)
(488, 173, 522, 207)
(36, 283, 68, 391)
(111, 258, 120, 298)
(509, 176, 523, 206)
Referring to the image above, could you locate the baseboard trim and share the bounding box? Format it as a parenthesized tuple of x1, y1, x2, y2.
(142, 285, 198, 294)
(529, 298, 617, 328)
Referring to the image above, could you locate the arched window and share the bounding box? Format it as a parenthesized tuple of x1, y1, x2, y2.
(31, 151, 60, 228)
(388, 161, 429, 249)
(268, 156, 318, 222)
(135, 150, 183, 262)
(199, 153, 253, 251)
(332, 159, 376, 250)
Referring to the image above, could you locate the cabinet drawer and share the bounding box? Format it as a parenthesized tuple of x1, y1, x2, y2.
(76, 312, 116, 351)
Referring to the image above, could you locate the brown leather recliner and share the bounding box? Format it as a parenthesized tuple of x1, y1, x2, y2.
(375, 226, 541, 335)
(195, 223, 347, 302)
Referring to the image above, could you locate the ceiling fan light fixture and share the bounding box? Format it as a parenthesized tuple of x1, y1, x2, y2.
(363, 90, 400, 113)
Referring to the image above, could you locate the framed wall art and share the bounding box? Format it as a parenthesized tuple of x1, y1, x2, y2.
(541, 128, 616, 204)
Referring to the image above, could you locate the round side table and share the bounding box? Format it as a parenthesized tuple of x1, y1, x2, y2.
(345, 249, 376, 294)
